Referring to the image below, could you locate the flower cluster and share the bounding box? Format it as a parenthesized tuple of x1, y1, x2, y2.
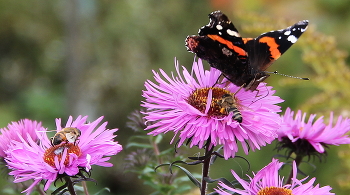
(2, 116, 122, 194)
(141, 57, 349, 194)
(142, 58, 283, 159)
(215, 159, 334, 195)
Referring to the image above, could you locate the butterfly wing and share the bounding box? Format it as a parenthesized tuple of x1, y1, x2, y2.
(186, 11, 253, 87)
(199, 11, 246, 56)
(243, 20, 309, 72)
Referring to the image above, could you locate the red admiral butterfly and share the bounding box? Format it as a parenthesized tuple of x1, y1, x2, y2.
(186, 11, 308, 91)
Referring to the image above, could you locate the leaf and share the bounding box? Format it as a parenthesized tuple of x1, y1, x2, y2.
(142, 166, 157, 174)
(154, 134, 163, 144)
(171, 164, 201, 188)
(204, 177, 236, 189)
(158, 147, 175, 156)
(93, 187, 111, 195)
(144, 180, 160, 190)
(155, 162, 201, 188)
(126, 142, 153, 149)
(210, 146, 224, 164)
(171, 185, 192, 194)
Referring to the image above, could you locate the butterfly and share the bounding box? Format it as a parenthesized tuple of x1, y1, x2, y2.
(185, 11, 308, 91)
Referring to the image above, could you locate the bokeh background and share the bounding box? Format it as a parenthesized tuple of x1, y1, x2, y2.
(1, 0, 350, 194)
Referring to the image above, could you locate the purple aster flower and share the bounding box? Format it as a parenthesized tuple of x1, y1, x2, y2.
(215, 158, 334, 195)
(142, 58, 283, 159)
(0, 119, 44, 158)
(277, 108, 350, 158)
(5, 115, 122, 194)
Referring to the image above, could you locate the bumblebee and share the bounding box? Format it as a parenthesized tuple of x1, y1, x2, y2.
(51, 127, 81, 145)
(217, 93, 242, 123)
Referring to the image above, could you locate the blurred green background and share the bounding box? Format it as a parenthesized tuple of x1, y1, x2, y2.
(0, 0, 350, 194)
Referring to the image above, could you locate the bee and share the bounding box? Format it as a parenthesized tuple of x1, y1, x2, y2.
(51, 127, 81, 146)
(217, 93, 243, 123)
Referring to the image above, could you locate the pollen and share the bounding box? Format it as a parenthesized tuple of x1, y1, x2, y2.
(257, 186, 292, 195)
(187, 87, 236, 118)
(43, 143, 82, 167)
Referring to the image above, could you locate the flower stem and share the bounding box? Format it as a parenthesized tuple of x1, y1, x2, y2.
(36, 185, 47, 195)
(285, 154, 303, 185)
(150, 136, 162, 165)
(64, 176, 77, 195)
(82, 181, 90, 195)
(200, 141, 213, 195)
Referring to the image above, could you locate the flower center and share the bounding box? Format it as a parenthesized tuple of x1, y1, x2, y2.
(277, 137, 322, 158)
(257, 186, 293, 195)
(187, 87, 238, 118)
(43, 143, 82, 167)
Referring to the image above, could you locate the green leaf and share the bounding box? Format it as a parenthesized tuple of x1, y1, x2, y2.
(171, 185, 192, 195)
(158, 148, 176, 156)
(93, 187, 111, 195)
(154, 134, 163, 144)
(144, 180, 160, 190)
(172, 164, 201, 188)
(155, 162, 201, 188)
(129, 135, 151, 141)
(126, 142, 153, 149)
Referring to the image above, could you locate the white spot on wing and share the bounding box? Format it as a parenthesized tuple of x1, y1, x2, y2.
(301, 27, 307, 32)
(226, 29, 240, 37)
(284, 31, 291, 35)
(287, 35, 297, 43)
(216, 25, 223, 30)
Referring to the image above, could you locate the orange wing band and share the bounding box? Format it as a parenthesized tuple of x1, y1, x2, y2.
(242, 38, 253, 44)
(259, 37, 281, 59)
(208, 35, 247, 57)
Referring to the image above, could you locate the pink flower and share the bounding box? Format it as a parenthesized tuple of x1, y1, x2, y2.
(5, 116, 122, 195)
(0, 119, 44, 157)
(142, 58, 283, 159)
(277, 108, 350, 157)
(215, 158, 334, 195)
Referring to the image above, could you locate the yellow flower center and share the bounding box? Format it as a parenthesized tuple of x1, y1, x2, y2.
(43, 143, 82, 167)
(187, 87, 239, 118)
(257, 186, 293, 195)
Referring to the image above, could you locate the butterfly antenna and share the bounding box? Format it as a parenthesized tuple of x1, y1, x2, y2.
(267, 71, 309, 80)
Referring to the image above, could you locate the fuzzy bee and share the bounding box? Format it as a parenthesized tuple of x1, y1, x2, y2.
(51, 127, 81, 145)
(217, 93, 243, 123)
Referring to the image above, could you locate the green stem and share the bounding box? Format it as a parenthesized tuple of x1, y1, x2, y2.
(200, 141, 213, 195)
(64, 176, 77, 195)
(285, 154, 303, 185)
